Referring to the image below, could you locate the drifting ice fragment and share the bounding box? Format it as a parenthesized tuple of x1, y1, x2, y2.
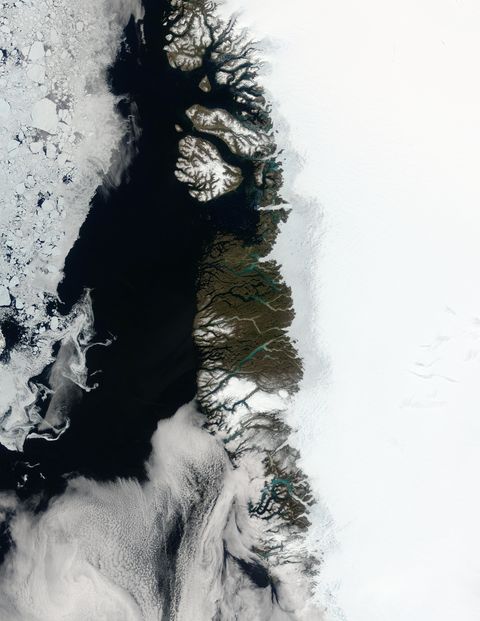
(7, 140, 19, 153)
(29, 41, 45, 62)
(0, 286, 11, 307)
(29, 141, 43, 153)
(31, 98, 58, 134)
(46, 143, 56, 159)
(0, 98, 10, 123)
(27, 64, 46, 83)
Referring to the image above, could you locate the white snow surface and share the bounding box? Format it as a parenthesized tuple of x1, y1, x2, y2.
(175, 135, 243, 202)
(186, 105, 272, 158)
(219, 1, 480, 620)
(0, 0, 143, 450)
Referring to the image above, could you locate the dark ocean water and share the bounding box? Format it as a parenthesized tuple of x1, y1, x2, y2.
(0, 6, 317, 617)
(0, 0, 259, 504)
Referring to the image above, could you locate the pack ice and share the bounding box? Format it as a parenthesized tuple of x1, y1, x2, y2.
(0, 0, 143, 450)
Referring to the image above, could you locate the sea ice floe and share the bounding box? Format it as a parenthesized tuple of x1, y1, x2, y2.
(27, 63, 46, 84)
(28, 40, 45, 62)
(29, 140, 43, 153)
(0, 286, 11, 307)
(0, 98, 11, 122)
(31, 98, 58, 134)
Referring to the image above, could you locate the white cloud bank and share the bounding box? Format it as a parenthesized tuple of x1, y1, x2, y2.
(219, 0, 480, 619)
(0, 403, 319, 621)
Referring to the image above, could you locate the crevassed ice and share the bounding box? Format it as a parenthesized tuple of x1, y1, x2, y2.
(0, 0, 143, 451)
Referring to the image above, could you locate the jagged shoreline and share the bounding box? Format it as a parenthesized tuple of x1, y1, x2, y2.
(0, 1, 321, 617)
(164, 0, 319, 600)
